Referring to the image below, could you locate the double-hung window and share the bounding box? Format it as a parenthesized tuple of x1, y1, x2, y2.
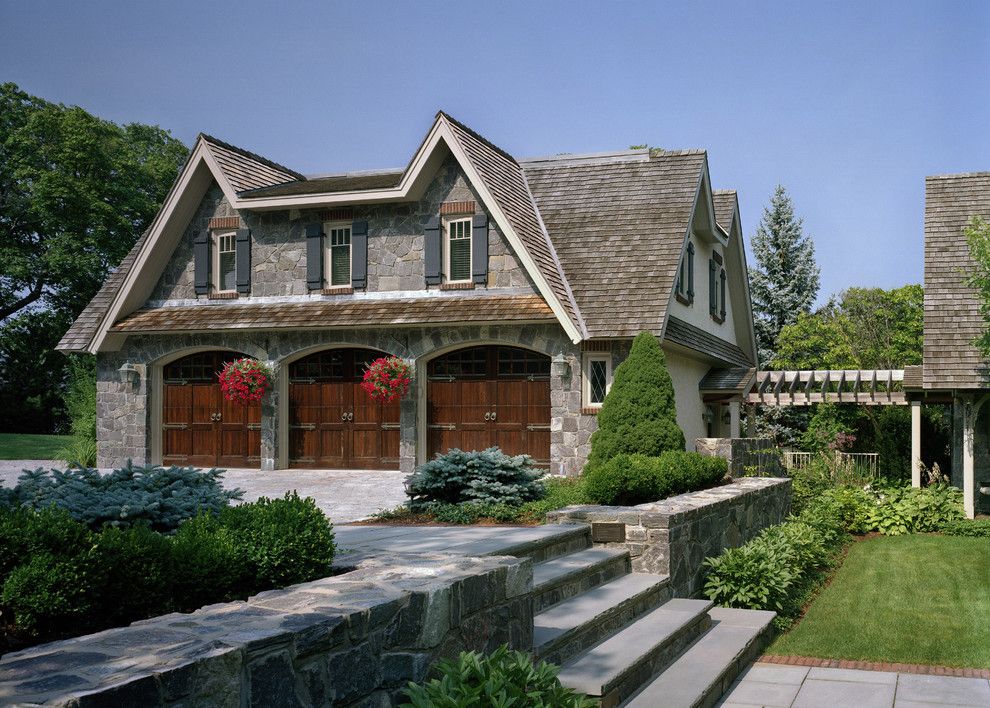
(326, 223, 352, 287)
(214, 231, 237, 293)
(583, 353, 612, 409)
(445, 217, 472, 283)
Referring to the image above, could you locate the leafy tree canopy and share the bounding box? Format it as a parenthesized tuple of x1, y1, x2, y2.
(774, 285, 923, 371)
(965, 216, 990, 356)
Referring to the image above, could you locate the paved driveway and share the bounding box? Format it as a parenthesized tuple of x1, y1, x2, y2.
(721, 663, 990, 707)
(0, 461, 408, 524)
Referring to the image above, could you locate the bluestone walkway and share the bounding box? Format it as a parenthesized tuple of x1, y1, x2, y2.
(720, 663, 990, 707)
(334, 523, 587, 557)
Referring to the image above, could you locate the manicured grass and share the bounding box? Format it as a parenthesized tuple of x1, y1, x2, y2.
(0, 433, 72, 460)
(767, 534, 990, 668)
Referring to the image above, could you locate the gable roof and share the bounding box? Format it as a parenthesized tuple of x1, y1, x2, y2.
(523, 151, 707, 338)
(712, 190, 738, 233)
(923, 172, 990, 389)
(201, 134, 304, 192)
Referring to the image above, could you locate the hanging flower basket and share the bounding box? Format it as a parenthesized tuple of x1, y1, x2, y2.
(219, 358, 273, 405)
(361, 356, 411, 403)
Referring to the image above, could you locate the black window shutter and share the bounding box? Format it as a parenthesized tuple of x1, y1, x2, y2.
(720, 268, 727, 319)
(193, 230, 210, 295)
(471, 214, 489, 285)
(425, 216, 441, 285)
(709, 259, 717, 315)
(351, 220, 368, 289)
(306, 223, 324, 290)
(235, 228, 251, 294)
(687, 242, 695, 299)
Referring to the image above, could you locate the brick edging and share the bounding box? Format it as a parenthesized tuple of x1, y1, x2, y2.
(761, 654, 990, 678)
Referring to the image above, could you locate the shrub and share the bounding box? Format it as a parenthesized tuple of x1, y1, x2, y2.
(942, 519, 990, 537)
(61, 354, 97, 467)
(1, 462, 243, 532)
(87, 525, 175, 626)
(171, 513, 250, 608)
(861, 484, 963, 535)
(401, 644, 595, 708)
(583, 451, 727, 506)
(218, 492, 336, 588)
(0, 505, 92, 585)
(587, 332, 685, 468)
(407, 447, 545, 508)
(1, 553, 95, 639)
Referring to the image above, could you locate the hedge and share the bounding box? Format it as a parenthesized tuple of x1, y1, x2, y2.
(583, 451, 727, 506)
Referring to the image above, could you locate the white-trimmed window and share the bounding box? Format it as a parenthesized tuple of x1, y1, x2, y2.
(444, 216, 472, 283)
(583, 353, 612, 408)
(214, 230, 237, 293)
(325, 222, 352, 287)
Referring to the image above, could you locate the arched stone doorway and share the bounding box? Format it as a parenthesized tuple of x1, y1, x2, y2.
(426, 345, 551, 466)
(162, 350, 261, 468)
(287, 348, 400, 469)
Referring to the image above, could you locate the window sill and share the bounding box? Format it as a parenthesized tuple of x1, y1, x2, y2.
(710, 312, 725, 325)
(582, 406, 602, 415)
(675, 292, 694, 306)
(322, 286, 354, 296)
(209, 291, 239, 300)
(441, 281, 475, 291)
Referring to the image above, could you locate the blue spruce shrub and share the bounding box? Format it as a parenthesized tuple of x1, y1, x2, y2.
(406, 447, 546, 509)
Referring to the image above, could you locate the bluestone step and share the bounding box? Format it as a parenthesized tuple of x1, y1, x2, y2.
(532, 546, 631, 613)
(558, 598, 714, 708)
(495, 523, 591, 563)
(622, 607, 776, 708)
(534, 572, 671, 665)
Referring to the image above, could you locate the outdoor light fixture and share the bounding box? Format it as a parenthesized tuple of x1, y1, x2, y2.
(702, 408, 714, 424)
(551, 354, 571, 378)
(118, 362, 143, 386)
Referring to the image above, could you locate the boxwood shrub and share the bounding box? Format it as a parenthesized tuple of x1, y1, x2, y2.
(582, 451, 727, 506)
(406, 447, 546, 509)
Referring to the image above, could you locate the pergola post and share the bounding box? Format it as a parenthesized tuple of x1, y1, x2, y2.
(729, 400, 741, 439)
(745, 404, 756, 437)
(962, 397, 976, 519)
(910, 400, 922, 488)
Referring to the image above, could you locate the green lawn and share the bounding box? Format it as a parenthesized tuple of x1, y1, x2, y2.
(768, 534, 990, 668)
(0, 433, 71, 460)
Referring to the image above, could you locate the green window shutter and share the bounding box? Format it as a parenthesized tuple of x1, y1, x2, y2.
(687, 242, 695, 299)
(720, 268, 727, 320)
(306, 223, 324, 290)
(350, 220, 368, 289)
(709, 258, 717, 315)
(235, 228, 251, 294)
(193, 230, 210, 294)
(471, 214, 488, 285)
(425, 216, 441, 285)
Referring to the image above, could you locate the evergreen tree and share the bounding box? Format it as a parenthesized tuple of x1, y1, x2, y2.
(750, 185, 821, 365)
(586, 332, 685, 468)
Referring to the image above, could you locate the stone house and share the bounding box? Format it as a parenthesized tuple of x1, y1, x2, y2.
(57, 112, 757, 475)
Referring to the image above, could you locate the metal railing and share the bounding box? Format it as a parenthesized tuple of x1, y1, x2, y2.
(783, 450, 880, 479)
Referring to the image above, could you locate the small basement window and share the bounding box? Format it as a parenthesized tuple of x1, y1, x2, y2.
(583, 353, 612, 408)
(214, 231, 236, 293)
(445, 217, 472, 283)
(326, 223, 352, 287)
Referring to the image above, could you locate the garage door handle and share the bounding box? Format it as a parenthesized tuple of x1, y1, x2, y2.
(490, 412, 496, 421)
(484, 412, 491, 421)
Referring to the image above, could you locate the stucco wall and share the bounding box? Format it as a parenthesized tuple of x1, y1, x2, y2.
(147, 155, 535, 304)
(664, 348, 710, 449)
(668, 231, 738, 341)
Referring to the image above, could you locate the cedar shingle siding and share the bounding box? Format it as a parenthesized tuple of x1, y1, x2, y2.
(923, 173, 990, 390)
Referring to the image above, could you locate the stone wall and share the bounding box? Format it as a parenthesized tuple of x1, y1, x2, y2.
(545, 478, 791, 597)
(695, 438, 783, 477)
(148, 155, 535, 304)
(0, 552, 533, 707)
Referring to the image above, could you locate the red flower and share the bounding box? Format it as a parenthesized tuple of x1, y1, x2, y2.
(361, 356, 412, 403)
(219, 358, 272, 405)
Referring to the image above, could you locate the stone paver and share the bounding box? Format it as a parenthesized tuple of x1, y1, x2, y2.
(720, 662, 990, 708)
(334, 523, 587, 556)
(0, 461, 408, 524)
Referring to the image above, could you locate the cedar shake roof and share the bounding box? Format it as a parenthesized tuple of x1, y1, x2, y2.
(523, 151, 707, 338)
(55, 230, 149, 352)
(664, 316, 754, 368)
(239, 171, 403, 197)
(202, 135, 304, 192)
(923, 172, 990, 390)
(712, 190, 737, 231)
(110, 294, 555, 333)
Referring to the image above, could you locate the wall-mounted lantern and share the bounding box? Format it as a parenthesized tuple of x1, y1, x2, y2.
(551, 354, 571, 379)
(118, 362, 144, 388)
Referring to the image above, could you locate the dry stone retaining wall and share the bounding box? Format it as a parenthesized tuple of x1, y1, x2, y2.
(0, 553, 532, 707)
(546, 477, 791, 597)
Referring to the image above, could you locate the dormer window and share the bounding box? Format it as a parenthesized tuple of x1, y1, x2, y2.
(444, 217, 472, 283)
(214, 231, 237, 293)
(325, 223, 352, 287)
(676, 241, 695, 305)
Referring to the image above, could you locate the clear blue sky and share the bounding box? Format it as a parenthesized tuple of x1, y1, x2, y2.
(2, 1, 988, 302)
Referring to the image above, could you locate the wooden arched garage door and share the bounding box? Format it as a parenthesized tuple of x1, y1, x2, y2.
(288, 349, 400, 469)
(428, 346, 551, 466)
(162, 351, 261, 468)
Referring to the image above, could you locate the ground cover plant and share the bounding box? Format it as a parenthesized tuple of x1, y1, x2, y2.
(0, 462, 243, 532)
(0, 433, 72, 460)
(401, 644, 594, 708)
(0, 492, 335, 653)
(766, 534, 990, 667)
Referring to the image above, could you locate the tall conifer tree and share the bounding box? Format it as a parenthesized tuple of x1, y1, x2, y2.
(750, 185, 821, 365)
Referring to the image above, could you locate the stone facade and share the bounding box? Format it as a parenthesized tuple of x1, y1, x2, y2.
(545, 478, 792, 597)
(148, 155, 534, 304)
(96, 324, 624, 475)
(0, 552, 533, 707)
(695, 437, 784, 477)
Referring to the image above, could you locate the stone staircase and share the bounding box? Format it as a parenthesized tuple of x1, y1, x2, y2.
(524, 526, 775, 708)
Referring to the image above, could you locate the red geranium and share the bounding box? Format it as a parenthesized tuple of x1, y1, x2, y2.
(361, 356, 411, 403)
(219, 358, 272, 405)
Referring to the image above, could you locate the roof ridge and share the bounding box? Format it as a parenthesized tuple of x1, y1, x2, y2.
(926, 171, 990, 181)
(200, 133, 306, 181)
(437, 111, 519, 165)
(712, 188, 737, 195)
(656, 148, 707, 156)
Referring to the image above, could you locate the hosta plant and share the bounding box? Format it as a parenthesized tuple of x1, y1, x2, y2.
(219, 358, 272, 404)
